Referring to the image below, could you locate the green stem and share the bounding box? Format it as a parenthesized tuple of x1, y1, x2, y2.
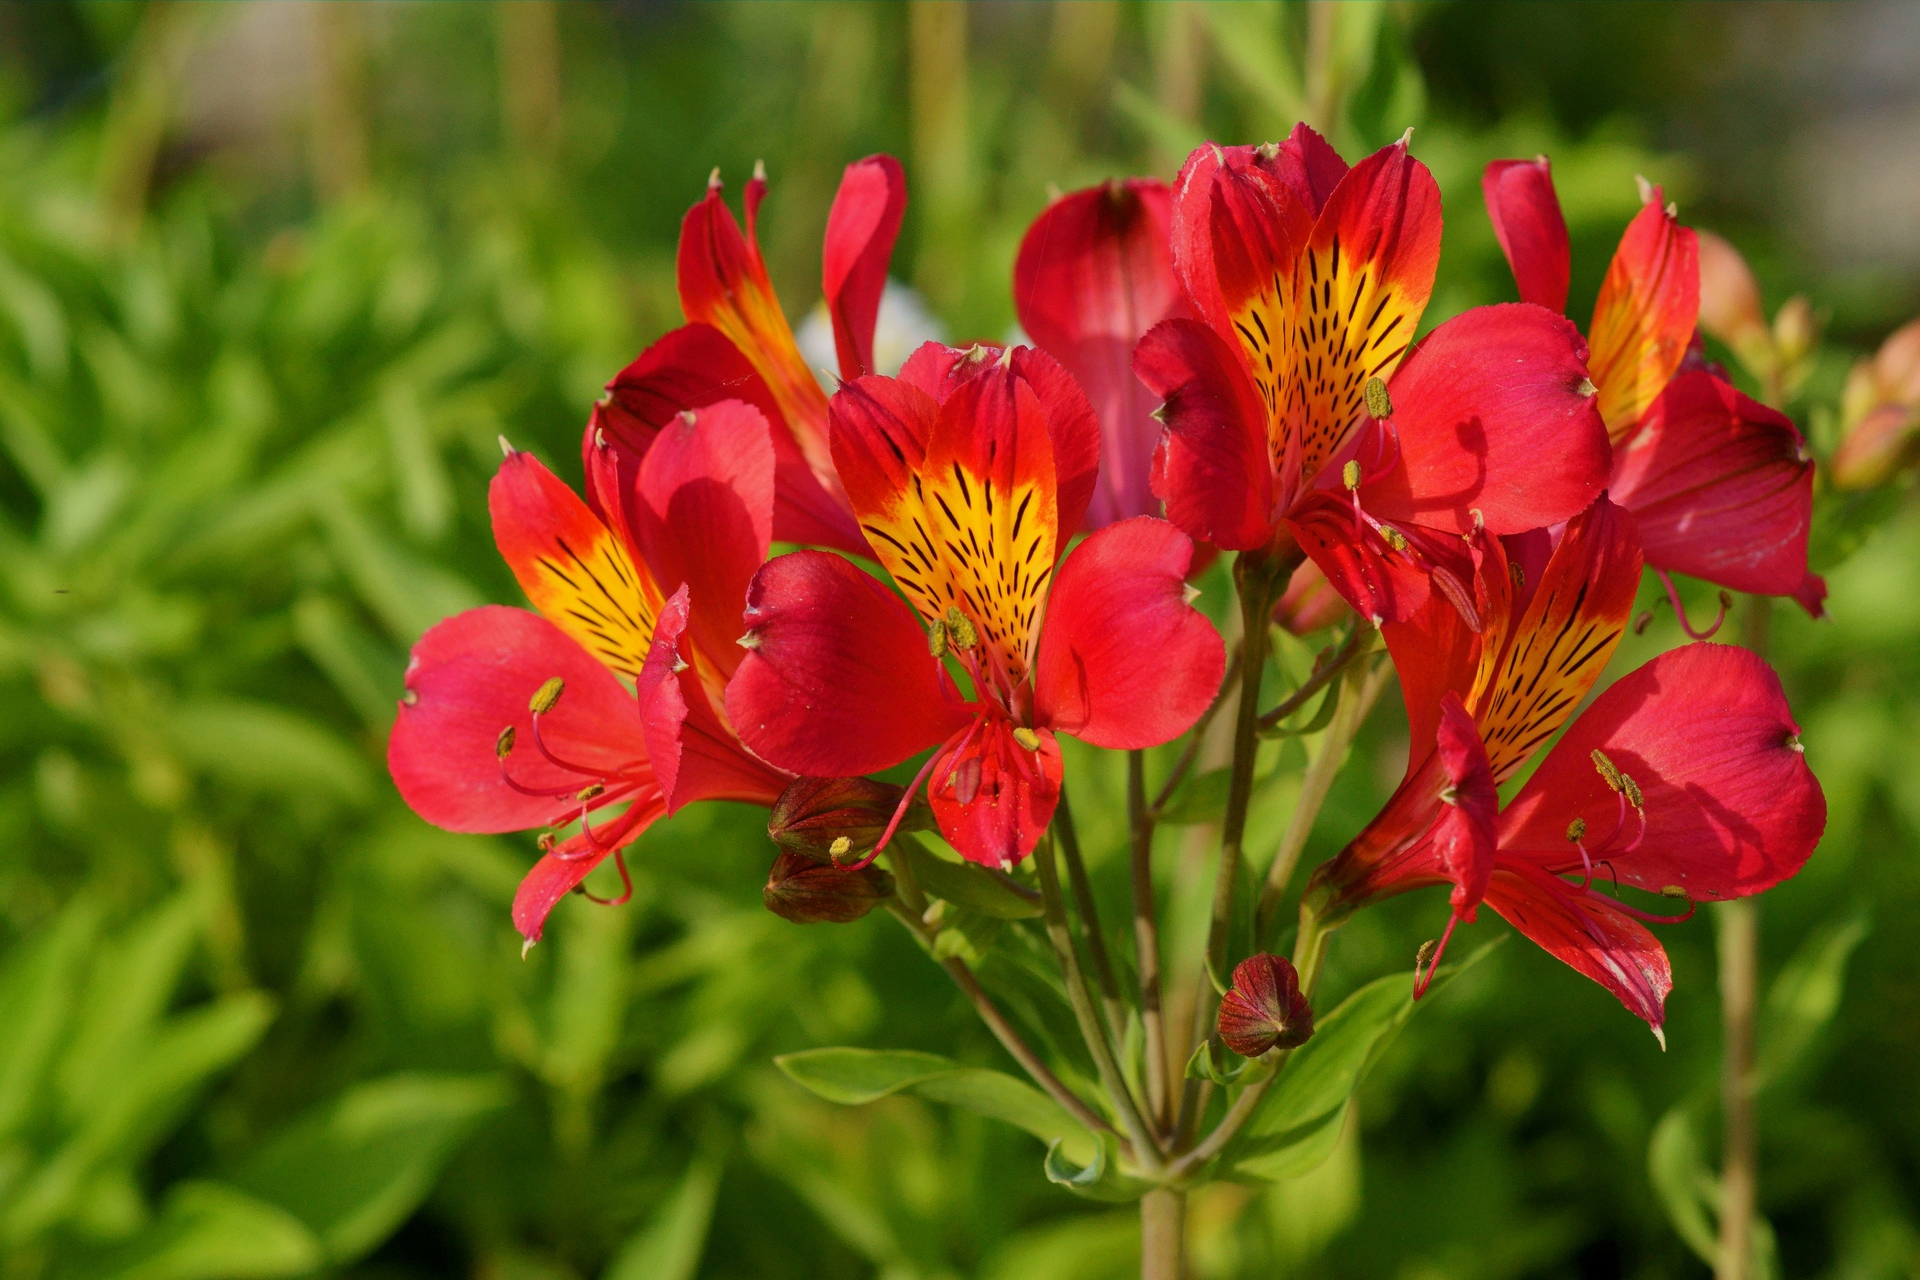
(1034, 836, 1165, 1171)
(1128, 751, 1171, 1132)
(1054, 787, 1128, 1047)
(1176, 549, 1292, 1145)
(1255, 620, 1367, 734)
(1140, 1186, 1186, 1280)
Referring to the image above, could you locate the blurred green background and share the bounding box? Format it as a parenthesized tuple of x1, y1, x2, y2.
(1, 3, 1916, 1278)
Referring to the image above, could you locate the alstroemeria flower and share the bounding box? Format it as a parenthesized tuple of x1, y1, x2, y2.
(1305, 496, 1826, 1034)
(1015, 178, 1189, 528)
(389, 403, 790, 944)
(1483, 158, 1826, 617)
(1136, 126, 1610, 625)
(584, 156, 908, 556)
(725, 342, 1227, 868)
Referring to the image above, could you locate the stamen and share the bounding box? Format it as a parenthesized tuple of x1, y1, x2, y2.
(576, 783, 605, 802)
(497, 759, 580, 799)
(1653, 568, 1730, 641)
(530, 677, 565, 715)
(1565, 817, 1587, 843)
(530, 714, 617, 781)
(849, 738, 958, 870)
(944, 606, 978, 651)
(1363, 376, 1393, 420)
(1591, 749, 1624, 793)
(538, 832, 557, 852)
(579, 848, 634, 907)
(927, 617, 949, 658)
(1343, 459, 1362, 490)
(496, 726, 516, 759)
(829, 836, 852, 858)
(1413, 912, 1462, 1000)
(1012, 727, 1041, 751)
(1620, 773, 1644, 810)
(1379, 525, 1408, 552)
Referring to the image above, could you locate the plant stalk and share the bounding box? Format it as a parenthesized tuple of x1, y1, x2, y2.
(1128, 751, 1171, 1132)
(1054, 787, 1128, 1047)
(1140, 1186, 1186, 1280)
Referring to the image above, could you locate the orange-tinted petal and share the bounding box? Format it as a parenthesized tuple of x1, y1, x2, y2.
(1588, 191, 1699, 441)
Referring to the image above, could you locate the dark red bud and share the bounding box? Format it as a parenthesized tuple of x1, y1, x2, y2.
(763, 849, 894, 924)
(767, 776, 927, 860)
(1217, 952, 1314, 1057)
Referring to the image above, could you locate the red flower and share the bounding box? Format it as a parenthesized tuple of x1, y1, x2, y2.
(1015, 178, 1190, 528)
(1306, 496, 1826, 1035)
(725, 343, 1227, 868)
(388, 404, 790, 945)
(1136, 127, 1610, 625)
(1483, 158, 1825, 616)
(584, 156, 909, 556)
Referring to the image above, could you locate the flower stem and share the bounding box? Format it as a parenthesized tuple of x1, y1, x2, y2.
(883, 898, 1119, 1146)
(1255, 649, 1391, 942)
(1054, 787, 1128, 1047)
(1128, 750, 1171, 1132)
(1176, 548, 1294, 1145)
(1254, 619, 1368, 734)
(1140, 1187, 1186, 1280)
(1034, 835, 1165, 1171)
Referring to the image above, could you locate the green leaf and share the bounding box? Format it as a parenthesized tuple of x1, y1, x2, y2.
(898, 840, 1042, 919)
(1647, 1105, 1719, 1266)
(1756, 906, 1870, 1091)
(1223, 937, 1501, 1181)
(775, 1048, 1095, 1163)
(1156, 766, 1232, 825)
(59, 1182, 321, 1280)
(0, 895, 99, 1142)
(228, 1073, 508, 1264)
(58, 892, 204, 1124)
(167, 698, 372, 805)
(1258, 679, 1341, 740)
(1041, 1132, 1154, 1203)
(602, 1151, 723, 1280)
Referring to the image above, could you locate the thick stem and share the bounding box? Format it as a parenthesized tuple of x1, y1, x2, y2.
(1140, 1187, 1186, 1280)
(1035, 837, 1165, 1171)
(1255, 652, 1391, 941)
(1128, 751, 1171, 1132)
(883, 899, 1119, 1144)
(1714, 897, 1759, 1280)
(1055, 787, 1128, 1046)
(1177, 550, 1292, 1144)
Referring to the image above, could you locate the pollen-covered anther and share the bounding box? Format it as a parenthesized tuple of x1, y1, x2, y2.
(1012, 727, 1041, 751)
(829, 835, 852, 858)
(575, 783, 605, 802)
(1566, 817, 1588, 843)
(1661, 885, 1688, 900)
(944, 606, 978, 651)
(1621, 773, 1644, 810)
(536, 832, 556, 852)
(1380, 524, 1409, 553)
(1342, 459, 1362, 490)
(1591, 748, 1625, 793)
(927, 618, 949, 658)
(496, 726, 517, 759)
(529, 677, 565, 715)
(1415, 938, 1439, 973)
(1363, 376, 1393, 420)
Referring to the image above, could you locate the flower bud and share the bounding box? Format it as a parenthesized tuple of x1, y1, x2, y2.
(1272, 559, 1350, 635)
(1831, 403, 1920, 490)
(1216, 952, 1314, 1057)
(1696, 231, 1771, 372)
(763, 849, 894, 924)
(767, 776, 926, 861)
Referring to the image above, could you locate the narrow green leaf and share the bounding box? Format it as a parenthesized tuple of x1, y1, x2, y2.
(0, 896, 99, 1142)
(61, 1181, 321, 1280)
(1041, 1132, 1154, 1203)
(602, 1151, 723, 1280)
(1648, 1105, 1719, 1266)
(899, 840, 1042, 919)
(1756, 906, 1870, 1091)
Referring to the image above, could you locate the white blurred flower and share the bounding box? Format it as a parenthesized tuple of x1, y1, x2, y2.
(796, 279, 947, 385)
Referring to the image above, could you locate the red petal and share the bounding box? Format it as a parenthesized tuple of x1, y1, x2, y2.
(1589, 193, 1699, 441)
(1136, 317, 1276, 551)
(1482, 158, 1571, 313)
(490, 450, 662, 683)
(1482, 865, 1672, 1030)
(591, 322, 864, 555)
(1034, 517, 1225, 749)
(1169, 135, 1331, 336)
(1609, 370, 1816, 600)
(389, 606, 652, 834)
(725, 550, 973, 777)
(1272, 557, 1352, 635)
(511, 798, 664, 943)
(1499, 643, 1826, 900)
(622, 399, 775, 684)
(822, 154, 908, 382)
(1363, 304, 1610, 536)
(1433, 694, 1499, 915)
(637, 586, 789, 813)
(928, 720, 1063, 869)
(1286, 488, 1473, 626)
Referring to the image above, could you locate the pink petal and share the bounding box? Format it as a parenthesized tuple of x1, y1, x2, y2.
(822, 154, 908, 382)
(1482, 864, 1672, 1030)
(1136, 317, 1277, 551)
(1433, 693, 1499, 917)
(511, 797, 664, 944)
(928, 720, 1063, 869)
(1482, 158, 1571, 313)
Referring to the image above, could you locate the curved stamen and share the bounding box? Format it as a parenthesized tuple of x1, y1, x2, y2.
(846, 734, 960, 871)
(1589, 890, 1697, 925)
(498, 757, 584, 799)
(579, 847, 634, 907)
(531, 712, 630, 781)
(1653, 568, 1730, 641)
(1413, 909, 1462, 1000)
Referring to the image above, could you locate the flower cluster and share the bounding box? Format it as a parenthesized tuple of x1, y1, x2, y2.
(388, 128, 1828, 1059)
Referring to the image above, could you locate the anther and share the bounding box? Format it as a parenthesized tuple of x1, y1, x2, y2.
(1510, 562, 1526, 588)
(1662, 885, 1687, 900)
(1415, 939, 1439, 972)
(537, 832, 557, 852)
(1363, 377, 1393, 420)
(927, 618, 949, 658)
(530, 677, 565, 715)
(1634, 611, 1654, 635)
(945, 606, 978, 651)
(1380, 525, 1408, 552)
(829, 835, 852, 858)
(1012, 727, 1041, 751)
(576, 783, 605, 802)
(1591, 749, 1624, 793)
(1566, 817, 1587, 842)
(1621, 773, 1644, 810)
(496, 726, 516, 759)
(1343, 459, 1362, 490)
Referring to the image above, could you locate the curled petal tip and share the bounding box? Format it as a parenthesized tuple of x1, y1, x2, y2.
(753, 158, 767, 182)
(1397, 126, 1415, 148)
(499, 434, 516, 457)
(520, 937, 535, 959)
(707, 166, 722, 191)
(1652, 1024, 1667, 1051)
(1635, 173, 1655, 204)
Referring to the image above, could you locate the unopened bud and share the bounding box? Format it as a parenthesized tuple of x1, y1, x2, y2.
(529, 677, 565, 715)
(1591, 749, 1624, 793)
(768, 775, 927, 861)
(945, 606, 978, 650)
(1342, 459, 1362, 490)
(928, 618, 949, 658)
(496, 726, 516, 759)
(1216, 953, 1314, 1057)
(1363, 376, 1392, 420)
(1012, 727, 1041, 751)
(1773, 295, 1817, 369)
(763, 849, 894, 924)
(1566, 817, 1587, 843)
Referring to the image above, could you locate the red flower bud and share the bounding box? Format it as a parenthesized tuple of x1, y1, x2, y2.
(1217, 953, 1314, 1057)
(767, 775, 926, 860)
(763, 849, 894, 924)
